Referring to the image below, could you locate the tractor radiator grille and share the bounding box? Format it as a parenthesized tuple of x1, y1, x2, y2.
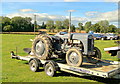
(88, 39, 93, 51)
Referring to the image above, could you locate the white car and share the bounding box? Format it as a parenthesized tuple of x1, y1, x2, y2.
(105, 33, 118, 40)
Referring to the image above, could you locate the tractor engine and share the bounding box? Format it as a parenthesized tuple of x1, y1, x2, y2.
(54, 32, 95, 56)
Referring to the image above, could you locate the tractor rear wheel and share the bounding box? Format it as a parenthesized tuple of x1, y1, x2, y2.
(87, 47, 101, 64)
(31, 34, 53, 60)
(66, 48, 83, 67)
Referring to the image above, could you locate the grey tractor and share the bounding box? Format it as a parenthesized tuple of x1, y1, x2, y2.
(31, 32, 101, 67)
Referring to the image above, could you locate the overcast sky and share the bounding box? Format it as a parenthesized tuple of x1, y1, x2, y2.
(1, 0, 119, 27)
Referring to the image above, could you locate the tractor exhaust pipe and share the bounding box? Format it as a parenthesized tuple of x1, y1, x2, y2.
(68, 11, 71, 41)
(68, 10, 75, 41)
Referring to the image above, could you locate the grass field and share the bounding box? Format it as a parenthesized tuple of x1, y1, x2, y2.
(1, 34, 119, 83)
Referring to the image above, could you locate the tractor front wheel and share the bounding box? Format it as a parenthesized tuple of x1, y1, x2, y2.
(66, 48, 83, 67)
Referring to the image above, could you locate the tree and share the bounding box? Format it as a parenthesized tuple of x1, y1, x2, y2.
(63, 19, 69, 30)
(24, 17, 32, 25)
(11, 17, 25, 31)
(3, 25, 13, 32)
(71, 24, 75, 32)
(89, 23, 101, 32)
(55, 20, 62, 32)
(117, 28, 120, 34)
(84, 21, 92, 32)
(40, 22, 46, 29)
(11, 16, 33, 32)
(78, 22, 83, 32)
(0, 23, 2, 32)
(98, 20, 109, 33)
(25, 17, 33, 31)
(108, 24, 117, 33)
(94, 23, 101, 32)
(1, 16, 11, 31)
(46, 20, 54, 32)
(1, 17, 11, 26)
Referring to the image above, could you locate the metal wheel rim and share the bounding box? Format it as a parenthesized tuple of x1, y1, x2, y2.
(46, 66, 53, 76)
(68, 51, 80, 65)
(30, 62, 36, 71)
(35, 40, 45, 57)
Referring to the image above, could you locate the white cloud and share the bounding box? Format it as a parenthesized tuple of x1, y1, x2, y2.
(85, 10, 118, 27)
(64, 0, 80, 2)
(6, 9, 118, 27)
(100, 10, 118, 22)
(19, 9, 38, 13)
(85, 11, 99, 17)
(84, 10, 118, 22)
(90, 10, 118, 22)
(6, 12, 88, 26)
(6, 13, 67, 25)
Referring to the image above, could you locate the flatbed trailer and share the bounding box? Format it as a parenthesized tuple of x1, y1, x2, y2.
(11, 53, 120, 79)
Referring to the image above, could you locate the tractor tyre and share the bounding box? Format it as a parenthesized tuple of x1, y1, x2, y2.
(31, 34, 53, 60)
(66, 48, 83, 67)
(87, 47, 101, 64)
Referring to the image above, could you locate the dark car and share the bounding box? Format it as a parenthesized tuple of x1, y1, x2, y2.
(92, 34, 101, 40)
(92, 34, 107, 40)
(100, 34, 107, 40)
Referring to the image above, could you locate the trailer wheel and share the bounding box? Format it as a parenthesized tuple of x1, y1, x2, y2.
(87, 47, 101, 64)
(32, 34, 53, 60)
(44, 63, 56, 77)
(66, 48, 83, 67)
(29, 59, 40, 72)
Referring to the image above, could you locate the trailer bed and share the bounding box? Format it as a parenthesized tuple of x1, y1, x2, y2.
(11, 55, 120, 79)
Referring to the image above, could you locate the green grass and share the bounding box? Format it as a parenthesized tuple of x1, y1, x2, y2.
(94, 40, 118, 61)
(2, 34, 119, 83)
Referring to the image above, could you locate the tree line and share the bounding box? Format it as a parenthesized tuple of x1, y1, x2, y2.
(1, 16, 119, 33)
(41, 19, 119, 33)
(1, 16, 34, 32)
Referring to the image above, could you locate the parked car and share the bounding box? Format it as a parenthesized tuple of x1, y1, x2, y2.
(100, 34, 107, 40)
(117, 34, 120, 40)
(92, 33, 107, 40)
(105, 33, 118, 40)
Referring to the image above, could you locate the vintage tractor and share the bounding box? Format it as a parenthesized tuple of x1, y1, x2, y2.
(31, 32, 101, 67)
